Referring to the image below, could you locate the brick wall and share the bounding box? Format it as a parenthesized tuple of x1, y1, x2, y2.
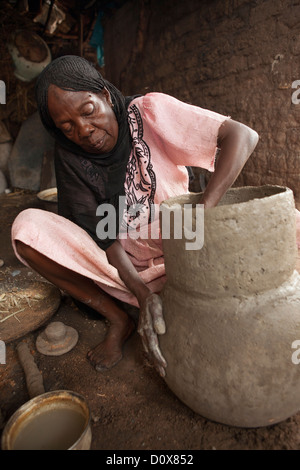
(103, 0, 300, 197)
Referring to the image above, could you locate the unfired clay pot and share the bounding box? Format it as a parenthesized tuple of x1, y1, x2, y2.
(159, 185, 300, 428)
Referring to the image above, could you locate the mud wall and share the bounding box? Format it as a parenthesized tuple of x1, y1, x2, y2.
(103, 0, 300, 197)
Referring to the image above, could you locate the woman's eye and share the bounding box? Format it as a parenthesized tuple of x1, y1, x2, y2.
(83, 104, 94, 116)
(62, 126, 72, 134)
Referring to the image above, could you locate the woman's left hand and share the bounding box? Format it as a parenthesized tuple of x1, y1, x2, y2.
(202, 119, 259, 208)
(137, 292, 167, 377)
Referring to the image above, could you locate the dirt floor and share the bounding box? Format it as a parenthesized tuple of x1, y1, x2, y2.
(1, 190, 300, 451)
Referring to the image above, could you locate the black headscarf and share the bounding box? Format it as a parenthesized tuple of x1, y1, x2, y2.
(35, 55, 137, 250)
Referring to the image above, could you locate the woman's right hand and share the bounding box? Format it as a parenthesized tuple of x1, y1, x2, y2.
(137, 292, 167, 377)
(106, 241, 167, 376)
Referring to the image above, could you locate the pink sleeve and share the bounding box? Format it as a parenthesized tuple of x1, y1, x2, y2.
(140, 92, 230, 172)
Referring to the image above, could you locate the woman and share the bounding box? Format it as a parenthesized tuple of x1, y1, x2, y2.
(12, 56, 259, 377)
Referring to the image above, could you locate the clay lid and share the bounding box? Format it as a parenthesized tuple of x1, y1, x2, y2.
(36, 321, 78, 356)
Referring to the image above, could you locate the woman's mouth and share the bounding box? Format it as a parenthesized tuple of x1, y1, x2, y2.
(91, 137, 105, 149)
(80, 132, 116, 154)
(86, 135, 106, 151)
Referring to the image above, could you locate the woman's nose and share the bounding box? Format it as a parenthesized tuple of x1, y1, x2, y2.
(78, 123, 94, 138)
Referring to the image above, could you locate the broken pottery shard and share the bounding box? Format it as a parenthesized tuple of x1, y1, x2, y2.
(160, 185, 300, 428)
(8, 112, 55, 191)
(0, 170, 7, 194)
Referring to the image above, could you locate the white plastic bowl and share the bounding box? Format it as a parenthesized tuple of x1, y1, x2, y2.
(8, 30, 51, 82)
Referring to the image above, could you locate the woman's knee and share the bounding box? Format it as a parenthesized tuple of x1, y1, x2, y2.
(12, 208, 52, 254)
(14, 240, 32, 260)
(13, 208, 46, 230)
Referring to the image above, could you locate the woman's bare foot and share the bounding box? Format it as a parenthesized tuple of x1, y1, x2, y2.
(13, 241, 136, 372)
(87, 315, 135, 371)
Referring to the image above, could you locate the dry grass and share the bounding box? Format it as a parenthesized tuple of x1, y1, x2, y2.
(0, 289, 45, 323)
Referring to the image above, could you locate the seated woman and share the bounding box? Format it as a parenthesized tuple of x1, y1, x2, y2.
(12, 55, 259, 377)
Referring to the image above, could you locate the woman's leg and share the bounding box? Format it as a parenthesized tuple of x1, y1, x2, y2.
(15, 240, 135, 371)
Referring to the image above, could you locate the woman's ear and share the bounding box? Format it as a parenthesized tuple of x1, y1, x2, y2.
(102, 87, 113, 107)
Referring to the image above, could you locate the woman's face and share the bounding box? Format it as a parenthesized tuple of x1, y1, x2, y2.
(47, 84, 119, 154)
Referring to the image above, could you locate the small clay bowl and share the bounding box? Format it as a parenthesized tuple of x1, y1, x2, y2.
(37, 187, 58, 213)
(1, 390, 92, 450)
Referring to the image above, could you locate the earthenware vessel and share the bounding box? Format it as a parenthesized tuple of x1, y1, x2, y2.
(159, 185, 300, 427)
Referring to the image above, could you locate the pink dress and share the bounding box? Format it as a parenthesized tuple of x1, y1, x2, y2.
(11, 92, 269, 306)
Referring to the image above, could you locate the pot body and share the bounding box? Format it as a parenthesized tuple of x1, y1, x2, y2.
(159, 185, 300, 427)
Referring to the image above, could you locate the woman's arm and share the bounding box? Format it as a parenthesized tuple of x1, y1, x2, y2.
(107, 119, 259, 378)
(202, 119, 259, 208)
(106, 240, 167, 376)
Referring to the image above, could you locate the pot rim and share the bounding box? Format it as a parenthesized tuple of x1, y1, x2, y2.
(160, 185, 292, 211)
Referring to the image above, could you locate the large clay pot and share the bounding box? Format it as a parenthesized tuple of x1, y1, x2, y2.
(159, 185, 300, 428)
